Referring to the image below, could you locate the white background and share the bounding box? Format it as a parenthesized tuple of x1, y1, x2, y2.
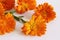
(0, 0, 60, 40)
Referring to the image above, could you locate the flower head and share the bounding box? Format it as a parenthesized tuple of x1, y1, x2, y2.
(22, 15, 46, 36)
(18, 0, 36, 10)
(34, 3, 56, 23)
(0, 13, 16, 35)
(15, 2, 28, 14)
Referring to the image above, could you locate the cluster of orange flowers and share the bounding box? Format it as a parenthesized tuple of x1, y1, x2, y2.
(22, 3, 56, 36)
(0, 0, 56, 36)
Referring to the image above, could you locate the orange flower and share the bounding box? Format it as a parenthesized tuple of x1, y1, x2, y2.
(0, 2, 5, 16)
(15, 0, 36, 14)
(22, 15, 46, 36)
(15, 2, 28, 14)
(16, 0, 36, 14)
(0, 13, 16, 35)
(25, 0, 36, 10)
(0, 0, 15, 10)
(34, 3, 56, 23)
(18, 0, 36, 10)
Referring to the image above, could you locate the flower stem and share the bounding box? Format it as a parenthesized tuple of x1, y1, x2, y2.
(13, 15, 26, 23)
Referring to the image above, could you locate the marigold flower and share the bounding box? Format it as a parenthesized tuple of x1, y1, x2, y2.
(34, 3, 56, 23)
(22, 15, 46, 36)
(15, 2, 28, 14)
(0, 0, 15, 10)
(0, 13, 16, 35)
(0, 2, 5, 16)
(18, 0, 36, 10)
